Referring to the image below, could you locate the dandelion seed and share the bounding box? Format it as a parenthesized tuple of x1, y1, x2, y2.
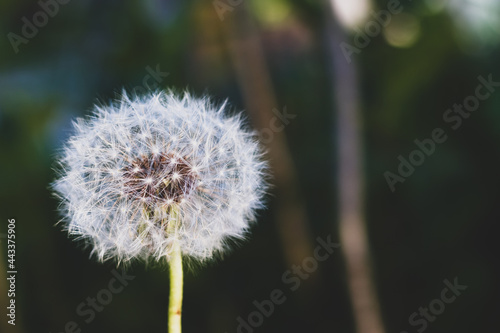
(52, 91, 267, 264)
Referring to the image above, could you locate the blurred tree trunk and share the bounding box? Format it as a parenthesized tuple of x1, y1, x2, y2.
(325, 2, 386, 333)
(219, 4, 316, 272)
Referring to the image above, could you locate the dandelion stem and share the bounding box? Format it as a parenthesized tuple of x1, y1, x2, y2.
(168, 208, 183, 333)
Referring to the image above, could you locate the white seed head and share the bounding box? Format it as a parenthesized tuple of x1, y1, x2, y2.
(53, 91, 267, 264)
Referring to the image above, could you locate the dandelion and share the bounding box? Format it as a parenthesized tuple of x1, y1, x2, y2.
(53, 91, 267, 332)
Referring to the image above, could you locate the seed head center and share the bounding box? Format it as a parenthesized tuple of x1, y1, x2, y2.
(123, 152, 197, 204)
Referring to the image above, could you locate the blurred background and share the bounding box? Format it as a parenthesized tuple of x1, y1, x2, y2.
(1, 0, 500, 332)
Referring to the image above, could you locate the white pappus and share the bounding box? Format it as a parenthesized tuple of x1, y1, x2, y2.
(53, 91, 267, 264)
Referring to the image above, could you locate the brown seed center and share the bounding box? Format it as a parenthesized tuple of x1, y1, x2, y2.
(122, 153, 197, 204)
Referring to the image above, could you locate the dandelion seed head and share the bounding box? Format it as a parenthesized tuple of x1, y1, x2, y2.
(53, 91, 267, 264)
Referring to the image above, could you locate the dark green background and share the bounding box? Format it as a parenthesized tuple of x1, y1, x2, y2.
(1, 0, 499, 332)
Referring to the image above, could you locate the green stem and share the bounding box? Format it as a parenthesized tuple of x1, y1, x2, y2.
(168, 208, 183, 333)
